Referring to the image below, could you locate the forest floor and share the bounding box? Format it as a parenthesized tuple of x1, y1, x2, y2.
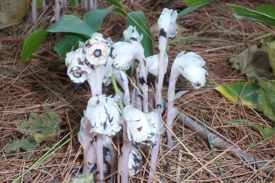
(0, 0, 275, 182)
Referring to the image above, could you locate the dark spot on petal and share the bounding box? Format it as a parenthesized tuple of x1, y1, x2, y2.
(139, 77, 145, 85)
(85, 42, 92, 48)
(93, 49, 102, 57)
(159, 28, 167, 38)
(130, 37, 138, 41)
(137, 127, 143, 132)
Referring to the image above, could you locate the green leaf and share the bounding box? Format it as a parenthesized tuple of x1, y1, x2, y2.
(18, 112, 61, 144)
(5, 138, 37, 153)
(180, 0, 212, 16)
(20, 29, 48, 62)
(226, 119, 275, 139)
(257, 80, 275, 122)
(266, 40, 275, 75)
(256, 4, 275, 18)
(47, 15, 93, 37)
(253, 125, 275, 139)
(228, 3, 275, 26)
(71, 174, 94, 183)
(68, 0, 78, 7)
(106, 0, 127, 16)
(83, 8, 112, 31)
(215, 82, 259, 108)
(127, 11, 153, 56)
(54, 34, 85, 58)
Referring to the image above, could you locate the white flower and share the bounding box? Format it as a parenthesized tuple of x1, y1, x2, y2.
(128, 146, 143, 176)
(123, 105, 161, 146)
(83, 32, 112, 66)
(84, 95, 122, 136)
(173, 51, 207, 89)
(65, 48, 91, 83)
(158, 8, 178, 38)
(110, 41, 145, 70)
(123, 25, 143, 42)
(145, 53, 168, 76)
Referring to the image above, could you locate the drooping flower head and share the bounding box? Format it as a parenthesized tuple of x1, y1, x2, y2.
(122, 105, 162, 146)
(84, 95, 122, 136)
(83, 32, 112, 66)
(110, 41, 144, 70)
(158, 8, 178, 39)
(123, 25, 143, 42)
(145, 53, 168, 77)
(65, 48, 91, 83)
(174, 51, 208, 89)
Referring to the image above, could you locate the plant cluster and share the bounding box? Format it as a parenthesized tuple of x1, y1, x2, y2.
(64, 8, 207, 182)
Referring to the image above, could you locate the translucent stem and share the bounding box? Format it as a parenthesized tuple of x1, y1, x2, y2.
(96, 135, 104, 183)
(167, 68, 179, 147)
(119, 123, 130, 183)
(31, 0, 37, 23)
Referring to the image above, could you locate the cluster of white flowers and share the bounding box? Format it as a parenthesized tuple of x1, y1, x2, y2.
(65, 8, 208, 183)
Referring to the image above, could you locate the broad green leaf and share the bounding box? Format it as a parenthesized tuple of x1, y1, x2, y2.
(47, 15, 93, 37)
(54, 34, 85, 58)
(228, 3, 275, 26)
(256, 4, 275, 18)
(258, 80, 275, 122)
(18, 112, 61, 144)
(127, 11, 153, 56)
(180, 0, 212, 16)
(215, 82, 259, 108)
(20, 29, 48, 62)
(5, 138, 36, 153)
(83, 8, 112, 30)
(106, 0, 127, 16)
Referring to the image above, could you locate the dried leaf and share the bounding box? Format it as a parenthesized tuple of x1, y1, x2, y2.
(18, 112, 61, 144)
(229, 45, 273, 80)
(5, 138, 36, 153)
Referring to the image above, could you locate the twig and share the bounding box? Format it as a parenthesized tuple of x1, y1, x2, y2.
(177, 110, 271, 174)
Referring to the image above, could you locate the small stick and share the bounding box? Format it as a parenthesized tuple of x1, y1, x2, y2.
(177, 111, 269, 172)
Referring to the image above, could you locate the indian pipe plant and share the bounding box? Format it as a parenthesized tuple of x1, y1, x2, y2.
(64, 8, 208, 183)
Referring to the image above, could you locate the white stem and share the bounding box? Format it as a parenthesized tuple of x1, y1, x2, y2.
(155, 37, 168, 109)
(115, 71, 130, 105)
(55, 0, 61, 21)
(83, 142, 97, 174)
(96, 135, 104, 183)
(87, 66, 105, 182)
(137, 58, 149, 112)
(119, 123, 130, 183)
(89, 0, 97, 10)
(148, 137, 160, 183)
(148, 34, 168, 183)
(32, 0, 37, 23)
(167, 67, 179, 147)
(63, 0, 67, 10)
